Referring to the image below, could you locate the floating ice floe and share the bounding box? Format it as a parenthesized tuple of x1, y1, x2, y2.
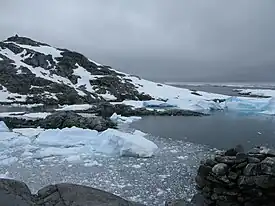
(0, 122, 158, 165)
(110, 113, 141, 124)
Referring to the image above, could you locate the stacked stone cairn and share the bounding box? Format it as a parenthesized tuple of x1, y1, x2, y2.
(195, 145, 275, 206)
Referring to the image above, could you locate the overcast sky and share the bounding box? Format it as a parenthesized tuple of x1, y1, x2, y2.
(1, 0, 275, 82)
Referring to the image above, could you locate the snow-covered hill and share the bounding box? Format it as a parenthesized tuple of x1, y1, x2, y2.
(0, 35, 227, 111)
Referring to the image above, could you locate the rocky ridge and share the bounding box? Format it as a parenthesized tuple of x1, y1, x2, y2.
(0, 35, 152, 105)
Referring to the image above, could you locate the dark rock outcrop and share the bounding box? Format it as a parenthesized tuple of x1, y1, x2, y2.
(40, 111, 116, 131)
(0, 111, 116, 131)
(88, 102, 205, 117)
(194, 146, 275, 206)
(0, 178, 143, 206)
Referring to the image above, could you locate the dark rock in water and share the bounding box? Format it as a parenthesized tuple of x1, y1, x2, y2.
(225, 145, 244, 156)
(0, 179, 143, 206)
(40, 111, 116, 131)
(195, 175, 207, 189)
(198, 165, 212, 178)
(212, 163, 228, 176)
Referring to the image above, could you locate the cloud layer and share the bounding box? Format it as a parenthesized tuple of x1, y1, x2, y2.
(1, 0, 275, 81)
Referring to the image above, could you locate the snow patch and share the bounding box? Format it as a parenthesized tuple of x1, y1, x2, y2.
(55, 104, 94, 111)
(110, 113, 141, 124)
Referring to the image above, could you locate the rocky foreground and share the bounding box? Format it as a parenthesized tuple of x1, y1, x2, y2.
(0, 178, 144, 206)
(193, 146, 275, 206)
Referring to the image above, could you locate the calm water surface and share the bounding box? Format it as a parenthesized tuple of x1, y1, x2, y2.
(131, 113, 275, 150)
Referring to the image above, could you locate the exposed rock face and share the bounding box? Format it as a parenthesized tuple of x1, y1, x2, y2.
(40, 111, 116, 131)
(0, 178, 144, 206)
(0, 35, 153, 104)
(0, 111, 116, 131)
(195, 146, 275, 206)
(90, 102, 205, 118)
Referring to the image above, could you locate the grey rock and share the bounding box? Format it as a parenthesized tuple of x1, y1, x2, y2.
(261, 157, 275, 165)
(205, 158, 218, 167)
(198, 165, 212, 177)
(0, 178, 34, 206)
(36, 183, 144, 206)
(215, 156, 246, 165)
(254, 175, 275, 188)
(228, 171, 238, 180)
(248, 147, 261, 154)
(40, 111, 116, 131)
(195, 175, 206, 189)
(213, 187, 239, 196)
(236, 152, 248, 160)
(259, 147, 275, 157)
(0, 179, 143, 206)
(212, 163, 228, 176)
(243, 163, 259, 176)
(191, 193, 206, 206)
(247, 153, 266, 160)
(235, 161, 248, 169)
(247, 157, 261, 163)
(238, 176, 255, 186)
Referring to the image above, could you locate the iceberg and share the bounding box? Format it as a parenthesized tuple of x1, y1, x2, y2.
(260, 98, 275, 115)
(224, 97, 270, 113)
(0, 121, 9, 132)
(97, 129, 158, 157)
(34, 127, 157, 158)
(35, 127, 98, 147)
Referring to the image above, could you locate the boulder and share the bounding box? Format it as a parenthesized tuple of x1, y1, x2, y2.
(36, 183, 144, 206)
(0, 178, 143, 206)
(0, 178, 33, 206)
(212, 163, 228, 176)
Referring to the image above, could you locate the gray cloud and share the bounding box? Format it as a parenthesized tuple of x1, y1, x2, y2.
(1, 0, 275, 82)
